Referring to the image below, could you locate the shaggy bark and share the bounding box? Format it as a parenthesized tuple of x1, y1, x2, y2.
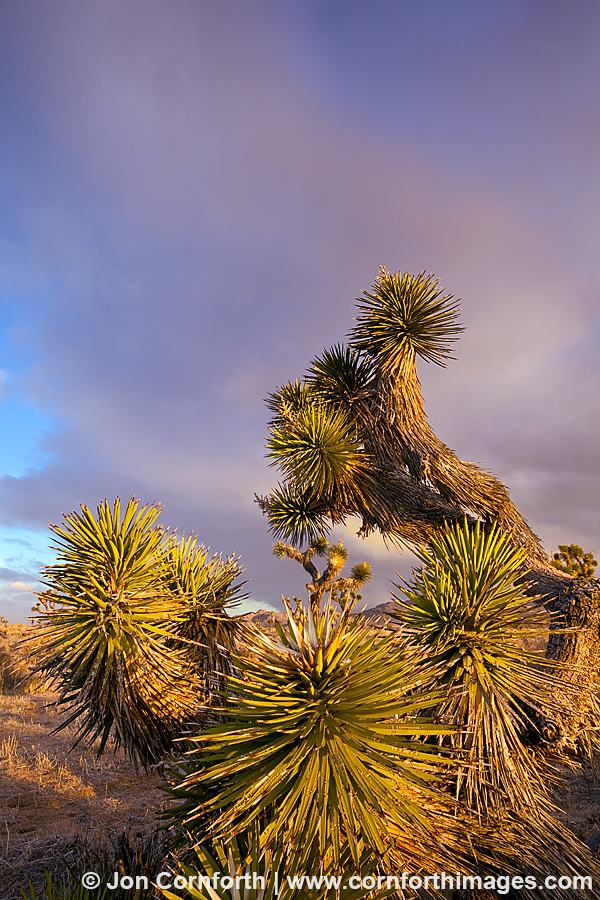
(527, 565, 600, 751)
(263, 271, 600, 750)
(349, 348, 600, 750)
(355, 351, 547, 562)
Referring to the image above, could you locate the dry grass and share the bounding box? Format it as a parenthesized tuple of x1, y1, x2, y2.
(0, 623, 52, 695)
(0, 683, 167, 899)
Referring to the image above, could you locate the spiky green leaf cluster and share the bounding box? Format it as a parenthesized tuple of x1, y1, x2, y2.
(326, 541, 349, 566)
(167, 600, 456, 877)
(311, 534, 330, 556)
(350, 562, 372, 585)
(350, 269, 464, 370)
(306, 344, 374, 419)
(262, 344, 376, 546)
(161, 827, 395, 900)
(266, 404, 368, 499)
(43, 497, 166, 598)
(161, 829, 285, 900)
(260, 271, 467, 545)
(265, 380, 315, 427)
(264, 483, 333, 546)
(27, 498, 243, 767)
(162, 534, 245, 698)
(551, 543, 597, 578)
(393, 518, 558, 816)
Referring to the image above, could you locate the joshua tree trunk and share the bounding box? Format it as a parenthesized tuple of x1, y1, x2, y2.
(527, 563, 600, 752)
(350, 294, 600, 752)
(355, 360, 600, 751)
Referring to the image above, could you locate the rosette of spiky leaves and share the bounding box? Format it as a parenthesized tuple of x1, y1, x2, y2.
(160, 827, 284, 900)
(350, 268, 464, 371)
(161, 535, 245, 698)
(161, 828, 399, 900)
(264, 378, 368, 544)
(324, 540, 348, 574)
(261, 482, 333, 546)
(265, 380, 316, 428)
(306, 344, 374, 425)
(166, 599, 458, 877)
(27, 498, 202, 768)
(393, 517, 559, 817)
(160, 824, 400, 900)
(266, 403, 369, 509)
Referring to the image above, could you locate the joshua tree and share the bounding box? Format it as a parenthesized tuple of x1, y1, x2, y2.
(257, 268, 600, 750)
(552, 544, 597, 579)
(161, 532, 245, 700)
(167, 599, 463, 880)
(26, 497, 243, 768)
(270, 535, 372, 612)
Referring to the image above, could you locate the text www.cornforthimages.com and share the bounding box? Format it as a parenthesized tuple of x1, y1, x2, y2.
(94, 869, 594, 894)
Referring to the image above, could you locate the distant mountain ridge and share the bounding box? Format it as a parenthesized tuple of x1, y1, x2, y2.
(242, 601, 397, 630)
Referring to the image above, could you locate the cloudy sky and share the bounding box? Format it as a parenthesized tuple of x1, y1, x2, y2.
(0, 0, 599, 622)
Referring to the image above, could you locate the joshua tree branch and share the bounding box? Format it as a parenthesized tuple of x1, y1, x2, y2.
(272, 541, 320, 581)
(273, 539, 370, 611)
(307, 575, 363, 606)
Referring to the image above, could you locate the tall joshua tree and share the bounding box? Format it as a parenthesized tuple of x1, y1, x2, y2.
(257, 267, 600, 750)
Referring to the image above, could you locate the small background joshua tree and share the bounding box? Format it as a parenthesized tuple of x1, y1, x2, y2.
(551, 544, 597, 578)
(271, 535, 372, 611)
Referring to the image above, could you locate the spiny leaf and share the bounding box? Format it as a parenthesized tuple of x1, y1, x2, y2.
(350, 562, 372, 585)
(392, 517, 561, 817)
(166, 599, 457, 877)
(266, 403, 369, 497)
(306, 344, 374, 419)
(350, 268, 464, 370)
(263, 482, 332, 547)
(25, 498, 213, 768)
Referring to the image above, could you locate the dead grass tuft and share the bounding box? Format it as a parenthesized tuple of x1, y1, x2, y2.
(0, 691, 167, 899)
(1, 623, 52, 694)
